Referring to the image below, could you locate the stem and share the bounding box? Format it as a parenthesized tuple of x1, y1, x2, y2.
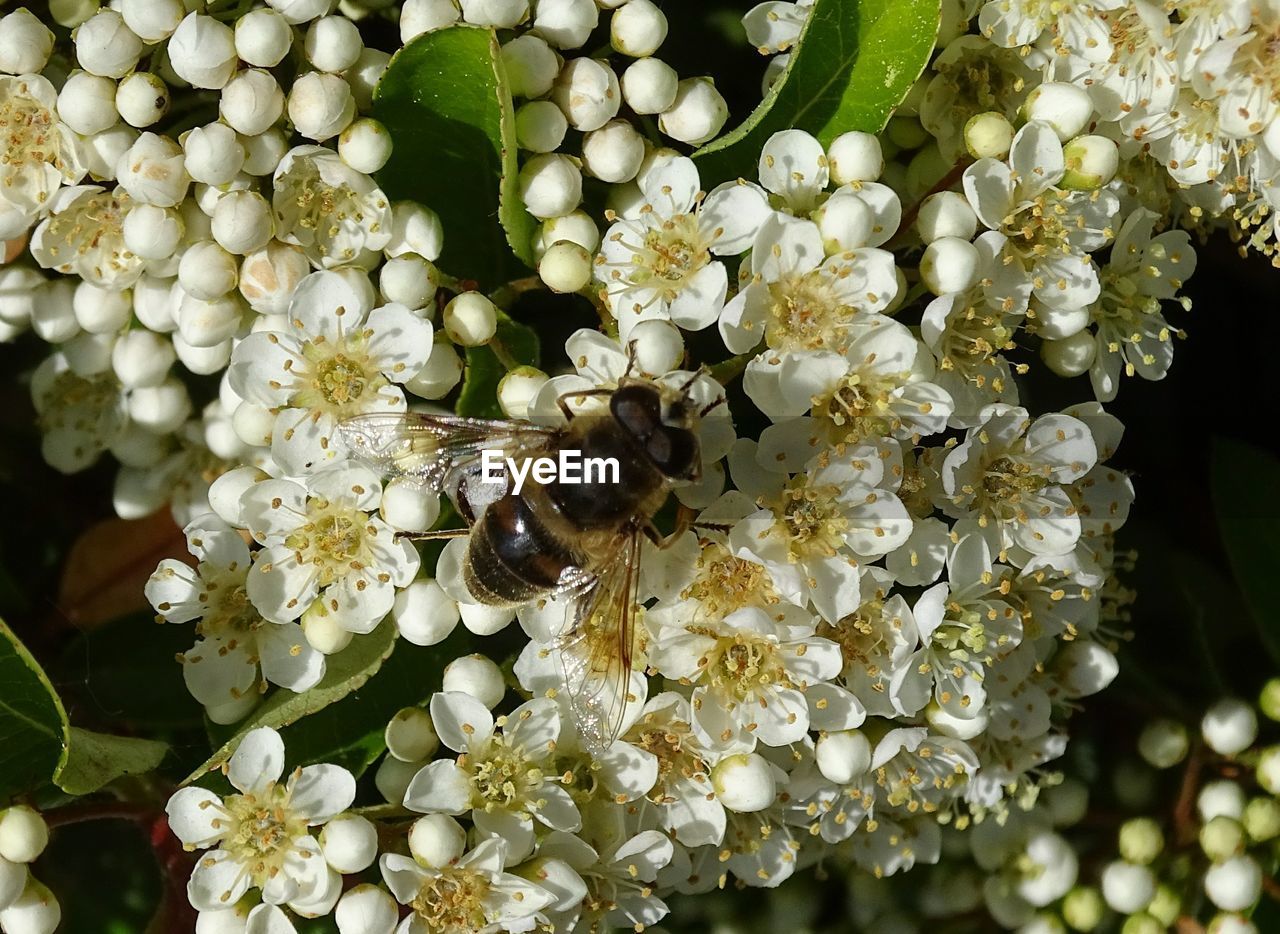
(488, 275, 544, 310)
(44, 800, 157, 829)
(1172, 740, 1204, 847)
(708, 353, 751, 386)
(488, 335, 521, 372)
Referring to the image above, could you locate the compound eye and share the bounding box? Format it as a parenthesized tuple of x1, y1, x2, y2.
(645, 430, 672, 466)
(611, 385, 660, 439)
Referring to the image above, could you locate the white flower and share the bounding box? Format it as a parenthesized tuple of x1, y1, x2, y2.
(146, 516, 325, 721)
(1193, 4, 1280, 142)
(240, 464, 420, 632)
(595, 155, 770, 338)
(742, 0, 814, 54)
(31, 185, 143, 289)
(537, 827, 673, 931)
(0, 75, 85, 239)
(165, 727, 354, 913)
(920, 280, 1023, 423)
(30, 349, 128, 473)
(272, 145, 393, 268)
(403, 693, 580, 863)
(229, 269, 432, 474)
(977, 0, 1113, 61)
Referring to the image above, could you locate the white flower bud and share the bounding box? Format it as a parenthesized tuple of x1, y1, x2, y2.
(241, 127, 289, 176)
(400, 0, 461, 41)
(222, 67, 288, 137)
(0, 809, 47, 865)
(1054, 639, 1118, 697)
(1205, 856, 1262, 912)
(1041, 331, 1096, 377)
(551, 57, 621, 132)
(1137, 718, 1188, 769)
(381, 477, 441, 533)
(302, 603, 355, 654)
(120, 0, 183, 41)
(1209, 915, 1259, 934)
(320, 814, 378, 874)
(1199, 780, 1247, 823)
(305, 16, 363, 74)
(810, 194, 872, 253)
(177, 293, 243, 348)
(581, 119, 644, 182)
(0, 9, 54, 74)
(0, 268, 42, 327)
(168, 14, 238, 90)
(712, 753, 776, 813)
(497, 366, 548, 418)
(31, 281, 79, 344)
(1100, 861, 1154, 914)
(51, 0, 98, 28)
(0, 856, 23, 912)
(621, 56, 678, 114)
(335, 885, 399, 934)
(535, 210, 599, 256)
(659, 77, 728, 145)
(611, 0, 667, 57)
(965, 112, 1015, 160)
(405, 340, 463, 398)
(628, 318, 683, 373)
(920, 236, 980, 295)
(115, 73, 170, 130)
(1024, 84, 1093, 142)
(132, 275, 178, 333)
(1043, 779, 1089, 828)
(393, 578, 459, 646)
(1202, 698, 1258, 757)
(534, 0, 597, 49)
(348, 49, 388, 113)
(518, 153, 582, 219)
(176, 334, 233, 375)
(386, 201, 444, 261)
(815, 729, 871, 784)
(501, 35, 560, 99)
(62, 331, 115, 377)
(0, 878, 59, 934)
(1061, 135, 1118, 190)
(826, 130, 883, 185)
(75, 10, 144, 79)
(233, 9, 292, 68)
(373, 754, 422, 806)
(1245, 796, 1280, 842)
(443, 292, 497, 346)
(459, 601, 513, 635)
(441, 654, 505, 708)
(73, 282, 132, 334)
(458, 0, 528, 28)
(1201, 816, 1246, 862)
(117, 133, 190, 207)
(379, 255, 438, 310)
(288, 71, 355, 141)
(408, 814, 466, 868)
(212, 190, 273, 255)
(385, 707, 439, 762)
(514, 100, 568, 154)
(925, 700, 990, 740)
(339, 118, 393, 174)
(58, 72, 119, 136)
(1256, 746, 1280, 794)
(538, 240, 592, 293)
(112, 329, 176, 387)
(1118, 817, 1164, 866)
(239, 241, 309, 314)
(1018, 832, 1078, 907)
(179, 240, 239, 300)
(183, 123, 245, 186)
(231, 399, 274, 446)
(917, 190, 977, 243)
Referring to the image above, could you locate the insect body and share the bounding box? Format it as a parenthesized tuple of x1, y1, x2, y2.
(338, 376, 708, 754)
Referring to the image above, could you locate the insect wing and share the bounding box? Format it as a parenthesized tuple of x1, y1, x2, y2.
(554, 528, 645, 756)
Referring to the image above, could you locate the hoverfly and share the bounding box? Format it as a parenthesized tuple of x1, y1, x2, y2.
(338, 366, 718, 754)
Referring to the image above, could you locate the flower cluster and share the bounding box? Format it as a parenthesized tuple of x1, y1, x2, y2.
(0, 806, 58, 934)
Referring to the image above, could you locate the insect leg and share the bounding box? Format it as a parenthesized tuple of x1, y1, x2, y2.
(394, 528, 470, 541)
(643, 503, 698, 549)
(556, 387, 615, 420)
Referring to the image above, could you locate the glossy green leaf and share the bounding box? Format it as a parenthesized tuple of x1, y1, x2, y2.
(373, 24, 535, 288)
(0, 617, 69, 799)
(55, 728, 168, 796)
(694, 0, 941, 185)
(456, 308, 540, 418)
(1210, 437, 1280, 665)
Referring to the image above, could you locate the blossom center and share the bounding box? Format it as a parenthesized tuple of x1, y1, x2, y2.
(217, 783, 308, 890)
(410, 868, 492, 930)
(463, 737, 544, 813)
(774, 481, 848, 560)
(284, 500, 372, 586)
(631, 213, 711, 296)
(681, 544, 777, 617)
(980, 455, 1049, 510)
(703, 634, 789, 695)
(764, 273, 856, 353)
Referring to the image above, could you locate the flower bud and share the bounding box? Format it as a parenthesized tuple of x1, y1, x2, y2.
(180, 240, 239, 300)
(231, 399, 273, 446)
(460, 602, 513, 635)
(964, 112, 1015, 160)
(115, 73, 170, 130)
(0, 856, 23, 912)
(458, 0, 529, 28)
(1204, 856, 1262, 912)
(534, 0, 598, 50)
(168, 14, 238, 90)
(1257, 745, 1280, 794)
(811, 194, 873, 252)
(534, 211, 599, 259)
(497, 366, 549, 418)
(659, 77, 728, 145)
(242, 128, 289, 176)
(123, 203, 182, 263)
(183, 123, 245, 187)
(712, 753, 776, 812)
(1244, 797, 1280, 842)
(1041, 331, 1096, 377)
(582, 119, 645, 183)
(129, 378, 192, 433)
(339, 118, 393, 175)
(1135, 717, 1188, 769)
(1118, 817, 1163, 865)
(920, 236, 980, 295)
(1055, 639, 1118, 696)
(1122, 915, 1163, 934)
(0, 809, 47, 864)
(924, 700, 990, 740)
(235, 8, 293, 67)
(1018, 832, 1078, 907)
(73, 282, 132, 334)
(51, 0, 98, 28)
(240, 241, 310, 314)
(1061, 135, 1119, 190)
(1043, 779, 1089, 828)
(441, 654, 505, 709)
(320, 814, 378, 874)
(538, 240, 592, 293)
(1061, 886, 1104, 932)
(381, 477, 441, 533)
(405, 340, 463, 398)
(379, 255, 438, 310)
(443, 292, 497, 346)
(621, 56, 678, 114)
(58, 72, 120, 136)
(393, 579, 460, 646)
(501, 35, 561, 100)
(518, 153, 583, 219)
(1200, 816, 1246, 861)
(305, 16, 362, 73)
(374, 755, 422, 806)
(515, 100, 569, 154)
(112, 329, 176, 388)
(1260, 677, 1280, 722)
(0, 878, 59, 934)
(75, 10, 144, 79)
(335, 885, 398, 934)
(827, 130, 883, 185)
(0, 9, 54, 74)
(409, 814, 466, 868)
(814, 729, 871, 784)
(117, 133, 191, 207)
(302, 604, 355, 654)
(1202, 698, 1258, 756)
(387, 201, 445, 261)
(31, 281, 80, 344)
(175, 334, 233, 375)
(400, 0, 462, 43)
(551, 57, 621, 132)
(212, 190, 273, 255)
(266, 0, 335, 26)
(1208, 915, 1259, 934)
(1024, 83, 1093, 141)
(1198, 780, 1247, 822)
(1100, 861, 1154, 914)
(177, 293, 242, 350)
(385, 707, 439, 762)
(288, 71, 355, 142)
(611, 0, 667, 57)
(917, 190, 977, 243)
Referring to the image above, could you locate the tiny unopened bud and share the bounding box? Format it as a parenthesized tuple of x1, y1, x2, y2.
(1100, 861, 1154, 915)
(0, 809, 47, 865)
(1256, 745, 1280, 794)
(392, 578, 460, 646)
(498, 366, 549, 418)
(582, 120, 645, 183)
(112, 329, 176, 388)
(1198, 780, 1247, 822)
(920, 236, 980, 295)
(1024, 83, 1094, 141)
(964, 112, 1015, 160)
(405, 341, 463, 399)
(408, 814, 466, 868)
(814, 729, 871, 784)
(443, 292, 498, 346)
(1041, 331, 1097, 378)
(302, 604, 355, 655)
(827, 131, 883, 184)
(458, 0, 528, 28)
(1202, 698, 1258, 756)
(335, 886, 398, 934)
(212, 190, 274, 255)
(515, 100, 569, 154)
(115, 72, 169, 129)
(385, 707, 439, 762)
(235, 8, 292, 67)
(551, 57, 620, 132)
(320, 814, 378, 874)
(168, 14, 238, 90)
(1061, 886, 1104, 932)
(519, 153, 583, 219)
(1200, 816, 1246, 862)
(712, 753, 776, 812)
(533, 0, 597, 50)
(1259, 677, 1280, 722)
(538, 240, 592, 293)
(288, 71, 356, 142)
(0, 8, 54, 74)
(502, 35, 561, 99)
(339, 118, 393, 175)
(1118, 818, 1163, 865)
(75, 10, 144, 79)
(1204, 856, 1262, 912)
(379, 255, 439, 310)
(0, 878, 59, 934)
(916, 190, 977, 243)
(1061, 135, 1119, 190)
(659, 77, 728, 145)
(1243, 796, 1280, 843)
(621, 56, 678, 114)
(304, 15, 362, 73)
(610, 0, 667, 57)
(441, 654, 505, 709)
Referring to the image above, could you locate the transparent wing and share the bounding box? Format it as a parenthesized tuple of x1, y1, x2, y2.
(554, 528, 644, 756)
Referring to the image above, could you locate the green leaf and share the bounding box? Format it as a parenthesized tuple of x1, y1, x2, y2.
(693, 0, 941, 185)
(184, 619, 400, 785)
(54, 727, 168, 796)
(0, 617, 69, 800)
(1211, 437, 1280, 666)
(456, 308, 540, 418)
(374, 24, 535, 288)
